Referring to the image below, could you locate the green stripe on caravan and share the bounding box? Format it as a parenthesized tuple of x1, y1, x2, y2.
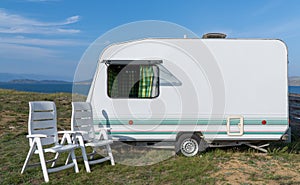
(93, 119, 288, 125)
(108, 131, 285, 135)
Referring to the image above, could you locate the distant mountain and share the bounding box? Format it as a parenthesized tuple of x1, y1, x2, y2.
(289, 76, 300, 86)
(74, 79, 92, 85)
(0, 73, 72, 82)
(8, 79, 71, 84)
(9, 79, 38, 84)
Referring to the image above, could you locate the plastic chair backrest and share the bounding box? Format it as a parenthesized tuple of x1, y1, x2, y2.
(28, 101, 58, 146)
(71, 102, 95, 141)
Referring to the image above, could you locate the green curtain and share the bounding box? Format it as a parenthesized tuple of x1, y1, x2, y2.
(108, 67, 119, 97)
(138, 66, 154, 98)
(108, 65, 157, 98)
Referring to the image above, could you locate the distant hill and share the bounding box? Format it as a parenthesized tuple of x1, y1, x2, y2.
(289, 76, 300, 86)
(0, 73, 72, 82)
(74, 79, 92, 85)
(8, 79, 71, 84)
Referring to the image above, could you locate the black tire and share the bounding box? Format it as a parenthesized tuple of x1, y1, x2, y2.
(176, 133, 205, 157)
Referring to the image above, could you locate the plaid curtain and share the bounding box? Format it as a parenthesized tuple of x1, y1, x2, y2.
(108, 65, 158, 98)
(138, 66, 154, 98)
(108, 67, 119, 97)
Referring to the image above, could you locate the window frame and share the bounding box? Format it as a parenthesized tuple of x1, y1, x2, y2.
(106, 63, 160, 99)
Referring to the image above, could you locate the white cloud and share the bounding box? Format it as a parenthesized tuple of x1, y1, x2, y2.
(0, 36, 87, 46)
(0, 9, 80, 34)
(65, 16, 80, 25)
(0, 43, 58, 60)
(57, 28, 81, 34)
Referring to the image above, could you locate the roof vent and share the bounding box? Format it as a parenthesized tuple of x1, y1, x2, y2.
(202, 33, 227, 39)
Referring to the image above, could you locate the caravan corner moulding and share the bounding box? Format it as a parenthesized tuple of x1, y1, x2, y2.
(86, 38, 289, 156)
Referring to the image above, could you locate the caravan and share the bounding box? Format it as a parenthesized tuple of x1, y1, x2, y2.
(86, 35, 289, 156)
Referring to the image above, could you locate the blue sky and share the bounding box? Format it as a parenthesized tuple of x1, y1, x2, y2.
(0, 0, 300, 81)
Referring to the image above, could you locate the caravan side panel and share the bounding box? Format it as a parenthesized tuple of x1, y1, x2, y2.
(88, 39, 288, 142)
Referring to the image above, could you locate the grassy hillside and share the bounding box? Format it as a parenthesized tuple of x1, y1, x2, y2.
(1, 89, 300, 185)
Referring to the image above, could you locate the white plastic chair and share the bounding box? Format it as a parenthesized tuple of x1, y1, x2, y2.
(71, 102, 115, 172)
(21, 101, 79, 182)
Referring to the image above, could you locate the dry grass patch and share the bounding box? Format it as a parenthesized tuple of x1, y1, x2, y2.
(213, 152, 300, 185)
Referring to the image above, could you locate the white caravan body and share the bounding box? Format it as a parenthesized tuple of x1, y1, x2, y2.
(87, 38, 289, 143)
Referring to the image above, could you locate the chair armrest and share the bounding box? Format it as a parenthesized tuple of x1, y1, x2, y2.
(26, 134, 47, 138)
(73, 131, 89, 135)
(57, 131, 77, 144)
(57, 131, 76, 134)
(95, 128, 112, 131)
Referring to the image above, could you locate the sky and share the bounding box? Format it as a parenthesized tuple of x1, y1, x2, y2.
(1, 0, 300, 81)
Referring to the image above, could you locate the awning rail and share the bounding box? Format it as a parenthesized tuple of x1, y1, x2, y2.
(102, 60, 163, 65)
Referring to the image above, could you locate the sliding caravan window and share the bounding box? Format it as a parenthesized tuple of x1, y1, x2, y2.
(107, 64, 159, 98)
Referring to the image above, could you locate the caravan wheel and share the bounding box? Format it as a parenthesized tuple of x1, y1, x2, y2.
(176, 134, 201, 157)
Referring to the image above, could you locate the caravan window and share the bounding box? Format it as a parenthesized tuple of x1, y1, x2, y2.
(107, 64, 159, 98)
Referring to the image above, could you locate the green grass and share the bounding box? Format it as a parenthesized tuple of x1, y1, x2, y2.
(0, 88, 300, 185)
(0, 134, 218, 185)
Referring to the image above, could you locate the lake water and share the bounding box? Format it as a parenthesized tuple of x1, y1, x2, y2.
(0, 83, 91, 95)
(0, 84, 299, 95)
(289, 86, 300, 94)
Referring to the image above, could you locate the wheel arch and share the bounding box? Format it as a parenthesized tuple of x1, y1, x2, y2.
(176, 132, 203, 141)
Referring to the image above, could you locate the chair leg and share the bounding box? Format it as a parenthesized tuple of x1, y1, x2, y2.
(81, 146, 91, 172)
(65, 134, 77, 165)
(53, 133, 68, 167)
(36, 138, 49, 182)
(65, 153, 71, 165)
(106, 144, 115, 166)
(90, 150, 95, 160)
(70, 150, 79, 173)
(51, 153, 60, 167)
(78, 136, 91, 173)
(21, 142, 37, 174)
